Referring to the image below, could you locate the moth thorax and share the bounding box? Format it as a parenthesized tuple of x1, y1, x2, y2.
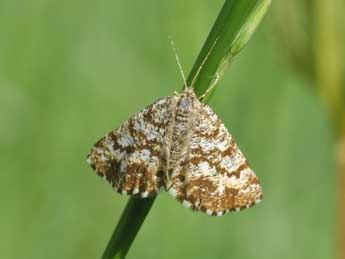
(173, 95, 195, 134)
(177, 94, 195, 113)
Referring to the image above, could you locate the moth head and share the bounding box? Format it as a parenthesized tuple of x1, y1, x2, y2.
(182, 87, 197, 98)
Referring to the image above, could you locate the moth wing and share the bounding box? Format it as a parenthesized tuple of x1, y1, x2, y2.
(87, 96, 172, 197)
(169, 103, 263, 215)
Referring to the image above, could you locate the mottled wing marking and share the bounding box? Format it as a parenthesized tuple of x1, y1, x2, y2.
(87, 97, 172, 197)
(169, 101, 263, 216)
(87, 87, 262, 216)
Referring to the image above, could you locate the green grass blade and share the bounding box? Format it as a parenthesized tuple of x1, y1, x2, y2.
(102, 197, 156, 259)
(187, 0, 271, 101)
(101, 1, 271, 258)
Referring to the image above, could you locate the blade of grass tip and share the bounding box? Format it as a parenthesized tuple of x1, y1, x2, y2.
(187, 0, 271, 102)
(101, 1, 271, 258)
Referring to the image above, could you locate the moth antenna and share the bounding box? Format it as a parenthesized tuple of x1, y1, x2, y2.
(190, 37, 219, 89)
(169, 37, 188, 89)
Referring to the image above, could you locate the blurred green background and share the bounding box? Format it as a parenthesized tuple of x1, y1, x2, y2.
(1, 1, 341, 258)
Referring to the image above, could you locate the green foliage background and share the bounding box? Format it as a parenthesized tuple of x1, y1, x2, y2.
(0, 1, 334, 258)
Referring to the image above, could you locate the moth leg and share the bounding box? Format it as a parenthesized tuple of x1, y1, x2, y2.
(199, 72, 220, 101)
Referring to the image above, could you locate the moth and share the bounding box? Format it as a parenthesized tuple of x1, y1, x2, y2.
(87, 43, 263, 216)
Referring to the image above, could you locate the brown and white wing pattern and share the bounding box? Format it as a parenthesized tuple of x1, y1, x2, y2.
(168, 102, 263, 216)
(87, 97, 172, 197)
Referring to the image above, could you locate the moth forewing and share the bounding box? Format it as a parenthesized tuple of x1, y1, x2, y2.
(87, 87, 262, 215)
